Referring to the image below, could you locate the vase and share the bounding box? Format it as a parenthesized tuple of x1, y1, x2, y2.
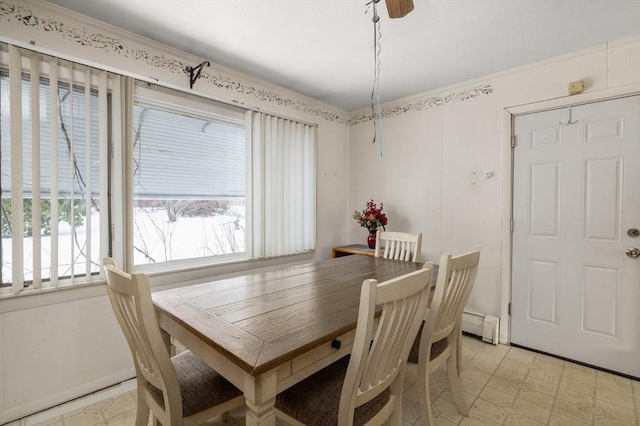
(367, 230, 377, 249)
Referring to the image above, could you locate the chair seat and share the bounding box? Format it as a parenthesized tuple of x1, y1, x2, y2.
(147, 350, 243, 417)
(407, 323, 449, 364)
(275, 356, 390, 426)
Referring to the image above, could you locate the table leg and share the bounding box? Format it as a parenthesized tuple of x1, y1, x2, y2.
(160, 328, 175, 356)
(244, 369, 277, 426)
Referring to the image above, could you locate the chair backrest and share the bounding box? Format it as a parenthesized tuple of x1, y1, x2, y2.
(375, 230, 423, 262)
(338, 264, 433, 424)
(102, 257, 182, 422)
(420, 249, 480, 354)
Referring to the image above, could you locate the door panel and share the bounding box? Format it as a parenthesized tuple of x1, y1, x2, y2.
(511, 95, 640, 378)
(527, 259, 559, 325)
(584, 158, 621, 241)
(582, 265, 619, 337)
(529, 162, 561, 237)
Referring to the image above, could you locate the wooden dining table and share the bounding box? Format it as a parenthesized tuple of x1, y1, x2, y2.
(152, 255, 425, 425)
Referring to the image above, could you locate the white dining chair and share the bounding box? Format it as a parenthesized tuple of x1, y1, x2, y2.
(374, 230, 423, 262)
(102, 257, 245, 426)
(274, 264, 434, 425)
(407, 248, 480, 425)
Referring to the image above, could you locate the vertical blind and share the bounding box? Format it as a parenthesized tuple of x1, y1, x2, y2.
(252, 112, 316, 257)
(0, 44, 112, 293)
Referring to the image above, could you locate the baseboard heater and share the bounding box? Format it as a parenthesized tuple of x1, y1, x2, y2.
(461, 310, 499, 345)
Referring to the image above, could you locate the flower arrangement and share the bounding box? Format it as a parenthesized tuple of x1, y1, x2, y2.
(353, 199, 388, 233)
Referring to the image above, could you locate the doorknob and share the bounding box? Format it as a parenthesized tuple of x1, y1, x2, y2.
(626, 248, 640, 258)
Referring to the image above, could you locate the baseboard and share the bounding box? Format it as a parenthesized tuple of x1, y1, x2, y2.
(0, 369, 135, 425)
(461, 310, 499, 345)
(23, 379, 137, 426)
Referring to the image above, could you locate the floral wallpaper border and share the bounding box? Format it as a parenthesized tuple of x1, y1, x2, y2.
(348, 84, 493, 125)
(0, 1, 493, 125)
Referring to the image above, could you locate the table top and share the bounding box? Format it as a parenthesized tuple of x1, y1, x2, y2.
(152, 255, 423, 376)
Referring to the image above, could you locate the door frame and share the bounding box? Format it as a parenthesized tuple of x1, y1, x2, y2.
(499, 82, 640, 344)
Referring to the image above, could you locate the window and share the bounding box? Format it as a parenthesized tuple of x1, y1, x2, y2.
(132, 87, 248, 266)
(132, 85, 317, 270)
(0, 44, 112, 293)
(0, 41, 316, 294)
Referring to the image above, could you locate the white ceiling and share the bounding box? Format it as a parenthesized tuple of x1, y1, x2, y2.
(47, 0, 640, 111)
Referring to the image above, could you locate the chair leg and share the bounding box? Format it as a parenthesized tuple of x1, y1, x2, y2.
(135, 384, 150, 426)
(456, 319, 463, 375)
(418, 367, 436, 426)
(390, 406, 402, 426)
(389, 376, 404, 426)
(447, 343, 469, 416)
(135, 406, 150, 426)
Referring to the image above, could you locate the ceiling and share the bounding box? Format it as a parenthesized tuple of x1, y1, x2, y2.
(47, 0, 640, 111)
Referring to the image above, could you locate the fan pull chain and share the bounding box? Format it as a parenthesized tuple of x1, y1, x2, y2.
(374, 7, 383, 157)
(367, 0, 384, 158)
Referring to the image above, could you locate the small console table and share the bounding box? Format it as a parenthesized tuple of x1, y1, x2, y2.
(331, 244, 376, 258)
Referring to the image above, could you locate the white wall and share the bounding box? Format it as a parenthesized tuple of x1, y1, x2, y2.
(0, 1, 349, 422)
(348, 35, 640, 326)
(1, 291, 135, 423)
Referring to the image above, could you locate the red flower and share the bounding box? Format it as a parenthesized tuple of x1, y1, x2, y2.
(353, 199, 388, 232)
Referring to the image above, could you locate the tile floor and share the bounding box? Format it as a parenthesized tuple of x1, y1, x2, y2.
(8, 335, 640, 426)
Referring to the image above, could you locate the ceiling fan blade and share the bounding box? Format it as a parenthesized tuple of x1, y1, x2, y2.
(385, 0, 414, 18)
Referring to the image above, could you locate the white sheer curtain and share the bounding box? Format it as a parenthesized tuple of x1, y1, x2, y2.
(252, 112, 316, 257)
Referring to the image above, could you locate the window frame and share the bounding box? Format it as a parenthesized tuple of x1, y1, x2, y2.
(129, 84, 253, 274)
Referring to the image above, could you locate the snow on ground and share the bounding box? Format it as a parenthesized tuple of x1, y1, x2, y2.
(2, 206, 246, 283)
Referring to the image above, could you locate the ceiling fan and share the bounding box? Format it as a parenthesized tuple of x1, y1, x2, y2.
(384, 0, 414, 18)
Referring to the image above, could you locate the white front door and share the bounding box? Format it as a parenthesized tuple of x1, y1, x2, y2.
(511, 95, 640, 378)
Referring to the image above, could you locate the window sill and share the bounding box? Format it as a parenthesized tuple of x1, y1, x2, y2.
(0, 250, 316, 313)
